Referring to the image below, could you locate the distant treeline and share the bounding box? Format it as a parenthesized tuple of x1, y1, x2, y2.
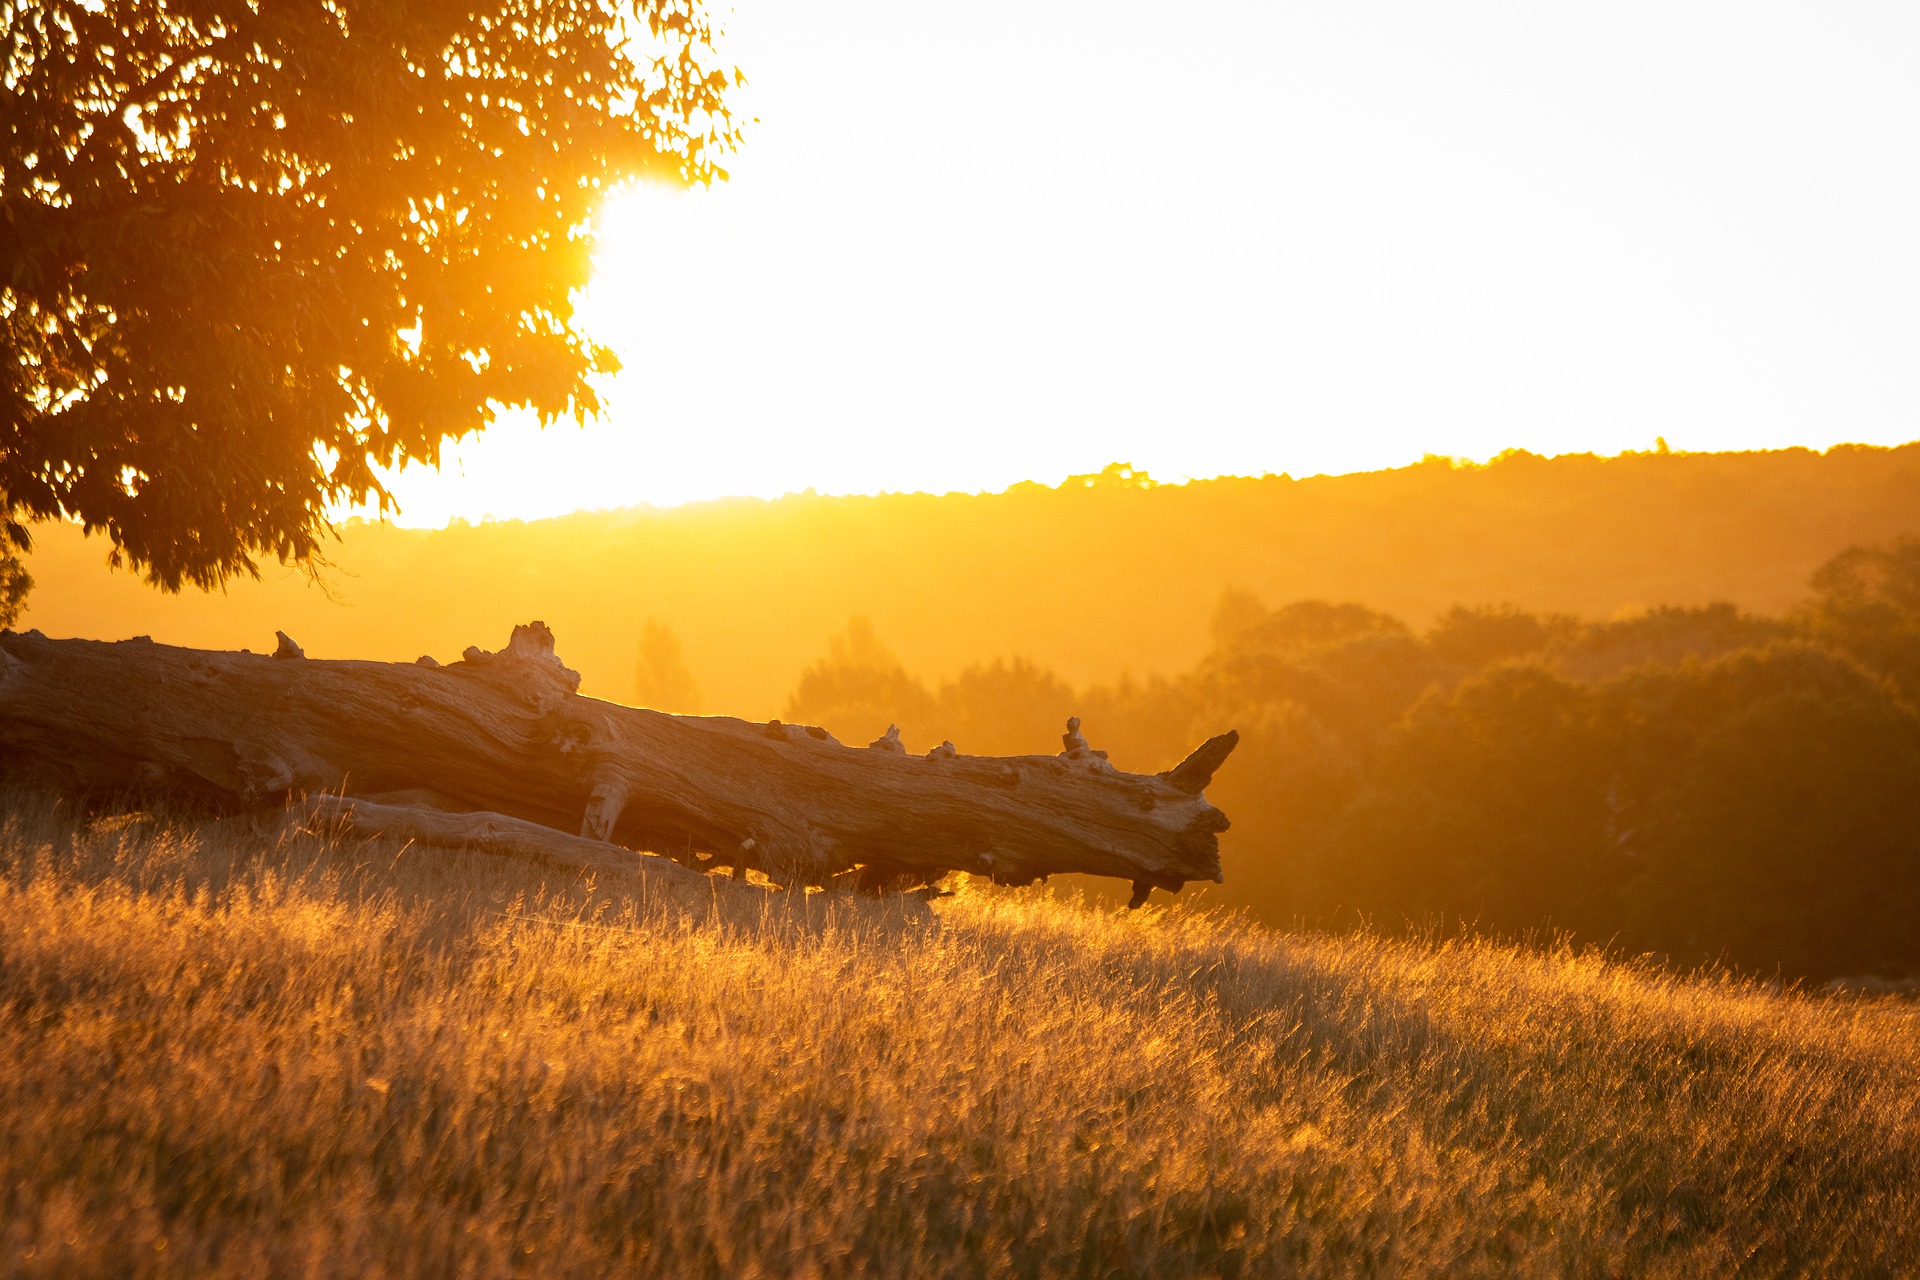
(25, 444, 1920, 716)
(760, 538, 1920, 983)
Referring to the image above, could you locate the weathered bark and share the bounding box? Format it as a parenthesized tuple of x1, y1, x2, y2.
(0, 623, 1237, 897)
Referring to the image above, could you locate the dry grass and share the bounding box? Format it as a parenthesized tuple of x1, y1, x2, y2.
(1, 796, 1916, 1278)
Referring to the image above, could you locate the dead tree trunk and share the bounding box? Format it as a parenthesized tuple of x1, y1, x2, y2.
(0, 623, 1236, 899)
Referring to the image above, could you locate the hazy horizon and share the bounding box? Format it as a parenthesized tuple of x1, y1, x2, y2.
(30, 444, 1920, 727)
(363, 437, 1918, 530)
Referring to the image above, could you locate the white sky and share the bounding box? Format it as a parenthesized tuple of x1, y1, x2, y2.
(381, 0, 1920, 524)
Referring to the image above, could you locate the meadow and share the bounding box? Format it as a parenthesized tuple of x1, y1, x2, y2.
(3, 795, 1916, 1278)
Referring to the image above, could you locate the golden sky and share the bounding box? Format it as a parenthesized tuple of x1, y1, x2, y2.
(379, 0, 1920, 526)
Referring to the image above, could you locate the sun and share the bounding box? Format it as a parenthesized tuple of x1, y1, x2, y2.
(373, 182, 776, 524)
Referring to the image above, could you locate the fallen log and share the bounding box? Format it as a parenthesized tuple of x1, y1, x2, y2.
(0, 623, 1237, 899)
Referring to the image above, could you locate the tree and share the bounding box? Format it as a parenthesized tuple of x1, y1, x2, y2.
(1309, 664, 1624, 940)
(785, 618, 938, 749)
(935, 656, 1077, 757)
(633, 617, 700, 712)
(2, 0, 738, 589)
(1802, 537, 1920, 703)
(1424, 603, 1577, 671)
(1627, 687, 1920, 980)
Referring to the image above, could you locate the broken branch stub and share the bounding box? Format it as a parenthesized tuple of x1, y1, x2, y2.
(0, 624, 1237, 897)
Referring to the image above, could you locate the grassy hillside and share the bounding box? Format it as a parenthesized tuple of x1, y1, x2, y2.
(21, 444, 1920, 715)
(3, 799, 1915, 1277)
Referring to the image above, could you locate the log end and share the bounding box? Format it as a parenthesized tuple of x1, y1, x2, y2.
(1163, 730, 1240, 795)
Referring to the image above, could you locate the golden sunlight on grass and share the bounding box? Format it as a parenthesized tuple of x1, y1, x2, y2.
(2, 797, 1916, 1277)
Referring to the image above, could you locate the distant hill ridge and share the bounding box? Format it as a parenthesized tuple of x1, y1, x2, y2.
(23, 443, 1920, 714)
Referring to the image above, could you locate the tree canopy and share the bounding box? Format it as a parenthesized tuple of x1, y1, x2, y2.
(2, 0, 738, 589)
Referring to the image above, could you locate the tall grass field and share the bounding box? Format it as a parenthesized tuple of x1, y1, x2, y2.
(1, 796, 1915, 1277)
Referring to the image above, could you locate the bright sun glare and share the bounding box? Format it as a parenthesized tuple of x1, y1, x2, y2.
(374, 0, 1920, 528)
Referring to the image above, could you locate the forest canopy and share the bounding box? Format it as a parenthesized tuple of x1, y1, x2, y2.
(1, 0, 737, 589)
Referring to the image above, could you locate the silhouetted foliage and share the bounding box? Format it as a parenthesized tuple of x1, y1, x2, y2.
(634, 617, 700, 712)
(785, 618, 937, 747)
(0, 550, 30, 628)
(2, 0, 737, 588)
(1425, 604, 1577, 670)
(1801, 536, 1920, 703)
(934, 657, 1076, 758)
(1313, 665, 1623, 941)
(1628, 683, 1920, 980)
(1552, 604, 1789, 681)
